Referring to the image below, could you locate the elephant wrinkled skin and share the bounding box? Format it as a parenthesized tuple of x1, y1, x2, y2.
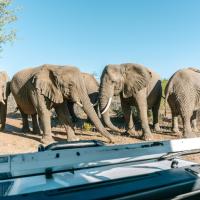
(165, 67, 200, 138)
(10, 64, 114, 144)
(99, 63, 162, 140)
(67, 72, 100, 122)
(0, 71, 10, 130)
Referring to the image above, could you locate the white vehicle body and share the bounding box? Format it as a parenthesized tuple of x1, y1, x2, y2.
(0, 138, 200, 199)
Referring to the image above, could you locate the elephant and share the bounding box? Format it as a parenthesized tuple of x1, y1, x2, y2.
(10, 64, 114, 144)
(0, 71, 10, 130)
(17, 72, 100, 133)
(99, 63, 162, 140)
(67, 72, 100, 122)
(165, 67, 200, 138)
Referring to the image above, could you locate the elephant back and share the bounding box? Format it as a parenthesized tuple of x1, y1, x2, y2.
(146, 70, 162, 95)
(170, 68, 200, 89)
(165, 68, 198, 105)
(11, 67, 41, 91)
(10, 67, 42, 113)
(82, 73, 99, 94)
(82, 73, 99, 104)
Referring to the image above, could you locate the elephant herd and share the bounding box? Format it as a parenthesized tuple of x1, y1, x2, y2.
(0, 64, 199, 144)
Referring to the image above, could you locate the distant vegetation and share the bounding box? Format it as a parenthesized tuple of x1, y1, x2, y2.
(83, 122, 93, 131)
(162, 79, 168, 96)
(160, 79, 168, 113)
(0, 0, 17, 51)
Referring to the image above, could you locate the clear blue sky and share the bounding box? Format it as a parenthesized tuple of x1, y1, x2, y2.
(1, 0, 200, 79)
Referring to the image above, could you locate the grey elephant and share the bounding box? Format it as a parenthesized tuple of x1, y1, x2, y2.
(10, 64, 114, 144)
(0, 71, 10, 130)
(99, 63, 162, 140)
(67, 72, 100, 122)
(165, 67, 200, 138)
(18, 72, 100, 133)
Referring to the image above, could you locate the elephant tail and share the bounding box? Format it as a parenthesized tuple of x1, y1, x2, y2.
(164, 96, 168, 117)
(164, 80, 172, 117)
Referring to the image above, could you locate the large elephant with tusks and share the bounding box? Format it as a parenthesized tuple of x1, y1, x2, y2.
(165, 67, 200, 138)
(99, 63, 162, 140)
(10, 64, 114, 144)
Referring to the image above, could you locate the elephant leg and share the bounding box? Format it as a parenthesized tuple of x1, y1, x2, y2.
(19, 108, 31, 133)
(134, 91, 152, 140)
(191, 111, 198, 132)
(29, 93, 53, 143)
(39, 110, 52, 143)
(181, 111, 195, 138)
(0, 101, 7, 131)
(120, 95, 136, 136)
(54, 102, 79, 141)
(67, 101, 77, 123)
(172, 114, 180, 133)
(31, 113, 41, 135)
(152, 104, 161, 132)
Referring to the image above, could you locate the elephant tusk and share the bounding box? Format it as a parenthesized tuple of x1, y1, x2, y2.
(92, 100, 98, 107)
(76, 101, 83, 108)
(101, 97, 112, 114)
(1, 100, 5, 105)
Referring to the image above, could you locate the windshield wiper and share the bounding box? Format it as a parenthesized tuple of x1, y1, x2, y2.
(158, 149, 200, 161)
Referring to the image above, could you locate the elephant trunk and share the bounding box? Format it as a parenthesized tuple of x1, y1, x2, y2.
(99, 84, 123, 133)
(79, 80, 113, 142)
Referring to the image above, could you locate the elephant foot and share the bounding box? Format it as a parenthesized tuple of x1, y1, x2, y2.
(127, 128, 136, 135)
(41, 135, 54, 145)
(141, 133, 153, 141)
(192, 128, 199, 133)
(153, 124, 161, 133)
(22, 127, 31, 133)
(127, 129, 140, 138)
(172, 127, 180, 134)
(183, 132, 196, 138)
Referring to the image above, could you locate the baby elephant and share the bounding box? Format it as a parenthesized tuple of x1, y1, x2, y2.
(165, 67, 200, 138)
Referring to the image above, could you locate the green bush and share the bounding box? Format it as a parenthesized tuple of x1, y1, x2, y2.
(162, 79, 168, 96)
(83, 122, 93, 131)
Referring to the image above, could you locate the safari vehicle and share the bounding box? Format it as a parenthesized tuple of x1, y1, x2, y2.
(1, 138, 200, 199)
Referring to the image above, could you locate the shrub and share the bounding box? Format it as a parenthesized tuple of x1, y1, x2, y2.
(83, 122, 93, 131)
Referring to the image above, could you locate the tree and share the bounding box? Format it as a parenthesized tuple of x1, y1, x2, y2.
(0, 0, 17, 51)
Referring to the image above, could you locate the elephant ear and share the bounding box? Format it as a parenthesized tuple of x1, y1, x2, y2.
(0, 72, 9, 100)
(5, 81, 11, 99)
(123, 63, 152, 95)
(32, 66, 63, 104)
